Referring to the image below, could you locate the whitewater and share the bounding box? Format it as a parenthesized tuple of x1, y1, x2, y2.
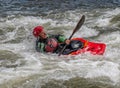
(0, 0, 120, 88)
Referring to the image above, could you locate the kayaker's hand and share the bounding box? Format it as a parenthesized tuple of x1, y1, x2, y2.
(65, 39, 71, 45)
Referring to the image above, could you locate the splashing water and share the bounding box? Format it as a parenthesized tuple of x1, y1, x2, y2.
(0, 0, 120, 88)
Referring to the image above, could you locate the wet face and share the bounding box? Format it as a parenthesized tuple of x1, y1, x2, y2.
(39, 31, 47, 39)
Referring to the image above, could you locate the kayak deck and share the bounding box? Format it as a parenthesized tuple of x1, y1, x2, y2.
(69, 38, 106, 55)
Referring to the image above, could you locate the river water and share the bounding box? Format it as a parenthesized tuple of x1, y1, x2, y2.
(0, 0, 120, 88)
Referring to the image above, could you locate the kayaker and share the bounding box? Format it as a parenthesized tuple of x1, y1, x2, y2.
(33, 26, 83, 55)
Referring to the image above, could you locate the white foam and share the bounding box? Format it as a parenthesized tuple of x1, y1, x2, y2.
(105, 8, 120, 16)
(95, 8, 120, 27)
(85, 61, 120, 83)
(76, 26, 99, 38)
(96, 18, 111, 27)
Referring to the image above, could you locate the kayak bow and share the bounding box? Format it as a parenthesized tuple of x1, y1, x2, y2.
(68, 38, 106, 55)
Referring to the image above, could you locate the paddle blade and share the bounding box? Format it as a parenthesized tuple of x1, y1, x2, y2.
(69, 15, 85, 39)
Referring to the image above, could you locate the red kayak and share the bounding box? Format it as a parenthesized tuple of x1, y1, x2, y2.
(69, 38, 106, 55)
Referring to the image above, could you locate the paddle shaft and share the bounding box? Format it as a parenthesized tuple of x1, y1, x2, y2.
(58, 15, 85, 56)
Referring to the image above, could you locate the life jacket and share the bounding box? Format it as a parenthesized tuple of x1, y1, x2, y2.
(45, 38, 58, 52)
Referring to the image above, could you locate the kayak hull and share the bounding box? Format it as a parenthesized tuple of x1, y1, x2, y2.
(69, 38, 106, 55)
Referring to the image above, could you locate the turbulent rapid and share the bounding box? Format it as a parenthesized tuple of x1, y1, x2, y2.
(0, 0, 120, 88)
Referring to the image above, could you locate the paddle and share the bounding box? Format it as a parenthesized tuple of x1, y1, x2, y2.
(58, 15, 85, 56)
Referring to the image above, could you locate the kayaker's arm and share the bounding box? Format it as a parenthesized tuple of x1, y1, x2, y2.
(58, 35, 71, 45)
(58, 35, 66, 43)
(49, 34, 70, 44)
